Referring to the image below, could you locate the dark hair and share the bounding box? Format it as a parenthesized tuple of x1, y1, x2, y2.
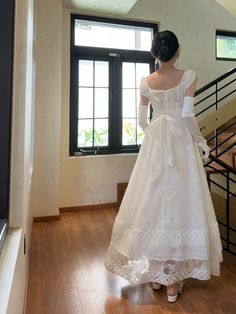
(151, 30, 179, 62)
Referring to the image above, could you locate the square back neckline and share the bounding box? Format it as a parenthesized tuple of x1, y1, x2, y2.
(144, 70, 187, 92)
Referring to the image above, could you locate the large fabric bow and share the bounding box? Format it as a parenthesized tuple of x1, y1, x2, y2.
(145, 115, 184, 182)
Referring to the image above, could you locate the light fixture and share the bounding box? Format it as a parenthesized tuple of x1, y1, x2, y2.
(63, 0, 138, 15)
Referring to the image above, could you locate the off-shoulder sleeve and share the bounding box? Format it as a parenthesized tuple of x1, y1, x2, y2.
(185, 70, 197, 89)
(139, 77, 149, 98)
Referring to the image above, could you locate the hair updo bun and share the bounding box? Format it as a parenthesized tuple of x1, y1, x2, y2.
(151, 30, 179, 62)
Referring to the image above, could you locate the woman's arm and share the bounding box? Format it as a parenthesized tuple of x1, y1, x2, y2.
(138, 95, 149, 131)
(182, 78, 209, 163)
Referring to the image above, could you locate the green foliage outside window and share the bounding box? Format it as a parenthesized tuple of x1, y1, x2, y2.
(78, 122, 144, 147)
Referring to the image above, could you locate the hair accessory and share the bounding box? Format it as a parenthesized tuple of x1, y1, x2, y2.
(162, 46, 169, 55)
(159, 39, 169, 56)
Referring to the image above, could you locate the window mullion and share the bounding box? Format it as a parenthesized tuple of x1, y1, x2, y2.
(70, 14, 158, 155)
(70, 55, 79, 154)
(108, 60, 113, 152)
(112, 58, 122, 153)
(135, 63, 138, 144)
(92, 61, 95, 147)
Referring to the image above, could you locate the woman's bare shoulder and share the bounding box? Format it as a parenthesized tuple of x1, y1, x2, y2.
(147, 68, 185, 77)
(177, 69, 186, 74)
(146, 72, 158, 79)
(145, 68, 188, 90)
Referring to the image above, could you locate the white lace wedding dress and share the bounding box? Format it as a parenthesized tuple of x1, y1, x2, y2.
(104, 70, 223, 286)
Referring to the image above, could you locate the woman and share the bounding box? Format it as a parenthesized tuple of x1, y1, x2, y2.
(104, 30, 223, 303)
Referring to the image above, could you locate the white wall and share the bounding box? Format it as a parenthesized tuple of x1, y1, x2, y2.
(59, 0, 236, 209)
(1, 0, 36, 312)
(216, 0, 236, 17)
(3, 1, 233, 310)
(128, 0, 236, 87)
(60, 10, 136, 207)
(31, 0, 62, 217)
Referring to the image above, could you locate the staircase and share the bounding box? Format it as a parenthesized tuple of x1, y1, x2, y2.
(195, 67, 236, 258)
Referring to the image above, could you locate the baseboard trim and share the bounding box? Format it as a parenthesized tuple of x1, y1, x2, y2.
(60, 202, 118, 212)
(33, 182, 129, 221)
(60, 182, 128, 213)
(33, 215, 61, 222)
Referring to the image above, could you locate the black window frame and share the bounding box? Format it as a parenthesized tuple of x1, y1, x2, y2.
(0, 0, 15, 254)
(70, 14, 158, 156)
(216, 29, 236, 61)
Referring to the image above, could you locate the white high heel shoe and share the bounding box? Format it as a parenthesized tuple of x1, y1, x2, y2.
(167, 281, 183, 303)
(152, 282, 161, 290)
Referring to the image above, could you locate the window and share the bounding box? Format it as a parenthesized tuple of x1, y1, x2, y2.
(70, 15, 157, 155)
(0, 0, 14, 254)
(216, 30, 236, 61)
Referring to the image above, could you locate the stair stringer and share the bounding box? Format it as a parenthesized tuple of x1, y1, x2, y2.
(198, 97, 236, 137)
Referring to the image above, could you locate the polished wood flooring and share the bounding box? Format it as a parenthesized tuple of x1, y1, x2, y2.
(26, 209, 236, 314)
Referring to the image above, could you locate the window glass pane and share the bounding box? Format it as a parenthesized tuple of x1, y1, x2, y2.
(78, 119, 93, 147)
(122, 119, 137, 145)
(123, 63, 135, 88)
(122, 89, 136, 118)
(140, 31, 152, 52)
(71, 16, 156, 154)
(136, 63, 150, 86)
(94, 119, 108, 146)
(94, 88, 109, 118)
(122, 62, 150, 146)
(137, 125, 145, 145)
(78, 88, 93, 118)
(216, 33, 236, 59)
(79, 60, 93, 86)
(75, 19, 153, 51)
(95, 61, 108, 87)
(77, 60, 110, 149)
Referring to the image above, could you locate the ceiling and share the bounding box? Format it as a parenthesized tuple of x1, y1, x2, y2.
(63, 0, 138, 15)
(216, 0, 236, 17)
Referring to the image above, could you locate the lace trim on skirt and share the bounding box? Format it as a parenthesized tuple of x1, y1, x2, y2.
(104, 223, 222, 285)
(110, 222, 222, 260)
(104, 247, 221, 286)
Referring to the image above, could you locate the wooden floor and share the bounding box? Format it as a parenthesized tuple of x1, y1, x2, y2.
(26, 208, 236, 314)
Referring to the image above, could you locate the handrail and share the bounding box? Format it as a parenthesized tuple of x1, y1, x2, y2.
(208, 177, 236, 196)
(207, 120, 236, 142)
(212, 141, 236, 158)
(194, 67, 236, 117)
(206, 154, 236, 256)
(207, 154, 236, 174)
(198, 69, 236, 257)
(195, 67, 236, 96)
(207, 165, 236, 184)
(211, 134, 236, 151)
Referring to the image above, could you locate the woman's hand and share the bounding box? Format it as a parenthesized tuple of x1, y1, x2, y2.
(198, 141, 210, 164)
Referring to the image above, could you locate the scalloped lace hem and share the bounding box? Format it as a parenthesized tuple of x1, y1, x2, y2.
(109, 222, 223, 260)
(104, 247, 222, 286)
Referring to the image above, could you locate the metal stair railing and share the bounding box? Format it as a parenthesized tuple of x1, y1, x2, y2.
(207, 119, 236, 157)
(194, 68, 236, 256)
(206, 155, 236, 256)
(194, 67, 236, 117)
(195, 67, 236, 159)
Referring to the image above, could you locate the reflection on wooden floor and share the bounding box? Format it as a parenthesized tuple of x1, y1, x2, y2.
(26, 208, 236, 314)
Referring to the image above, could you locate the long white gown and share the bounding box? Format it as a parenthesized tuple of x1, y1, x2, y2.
(104, 70, 223, 286)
